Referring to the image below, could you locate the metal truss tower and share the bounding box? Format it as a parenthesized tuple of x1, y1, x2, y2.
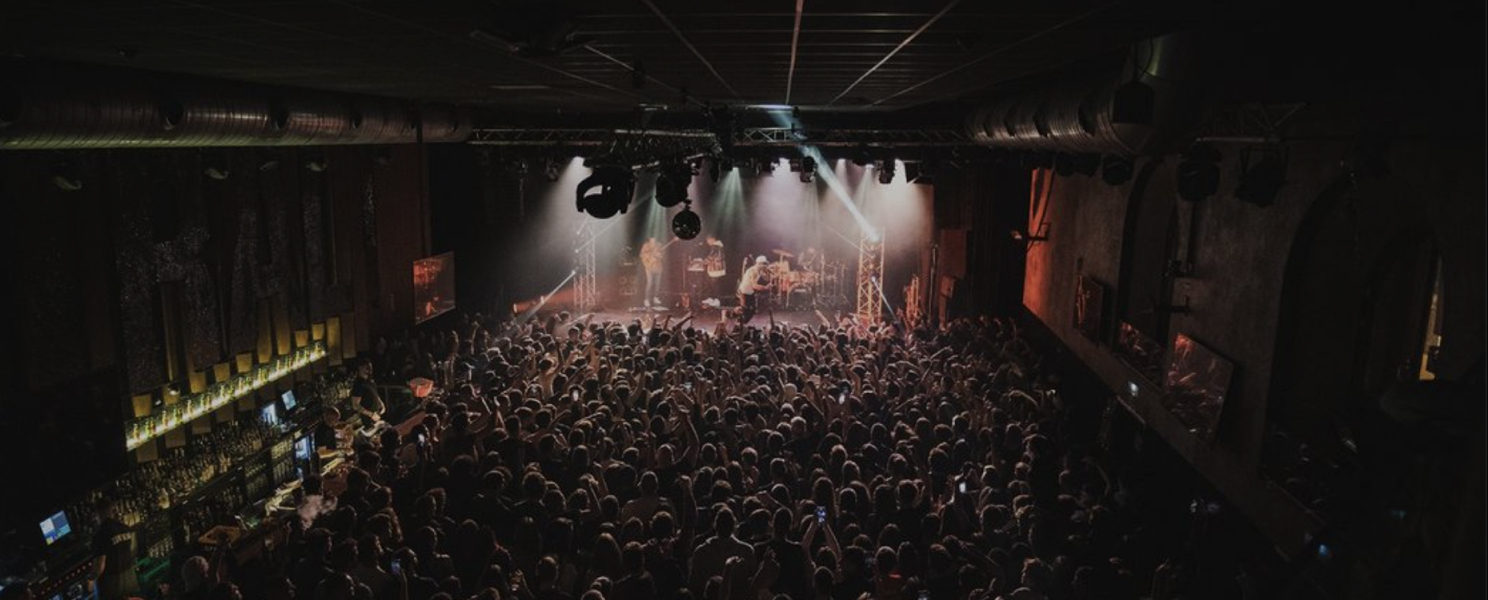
(574, 220, 598, 313)
(855, 230, 885, 324)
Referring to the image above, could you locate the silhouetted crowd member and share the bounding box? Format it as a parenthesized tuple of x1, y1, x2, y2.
(162, 313, 1184, 600)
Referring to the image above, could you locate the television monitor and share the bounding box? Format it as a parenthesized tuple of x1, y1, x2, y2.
(1162, 333, 1235, 442)
(281, 389, 298, 412)
(39, 511, 71, 545)
(261, 403, 280, 427)
(413, 252, 457, 324)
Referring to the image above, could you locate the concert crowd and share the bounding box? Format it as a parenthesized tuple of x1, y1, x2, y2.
(142, 311, 1196, 600)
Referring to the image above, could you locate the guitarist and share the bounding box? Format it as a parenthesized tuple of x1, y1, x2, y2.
(640, 237, 665, 308)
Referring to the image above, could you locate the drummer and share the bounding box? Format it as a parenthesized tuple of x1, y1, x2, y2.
(799, 246, 821, 272)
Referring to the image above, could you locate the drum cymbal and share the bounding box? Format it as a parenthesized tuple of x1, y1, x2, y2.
(772, 249, 795, 257)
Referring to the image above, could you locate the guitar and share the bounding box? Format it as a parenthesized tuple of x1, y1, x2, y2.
(640, 237, 683, 272)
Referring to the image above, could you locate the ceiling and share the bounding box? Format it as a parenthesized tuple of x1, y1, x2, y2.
(0, 0, 1270, 115)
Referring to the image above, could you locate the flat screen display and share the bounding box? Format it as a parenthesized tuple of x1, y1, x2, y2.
(40, 511, 70, 545)
(413, 252, 457, 324)
(281, 389, 298, 412)
(261, 403, 280, 427)
(1162, 333, 1235, 442)
(295, 435, 313, 462)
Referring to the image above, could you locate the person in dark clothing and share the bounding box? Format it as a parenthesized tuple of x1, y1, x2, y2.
(90, 497, 139, 600)
(351, 359, 387, 423)
(292, 529, 335, 597)
(315, 406, 344, 452)
(612, 542, 655, 600)
(754, 508, 810, 597)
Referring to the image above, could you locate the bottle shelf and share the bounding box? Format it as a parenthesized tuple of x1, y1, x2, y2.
(125, 342, 327, 451)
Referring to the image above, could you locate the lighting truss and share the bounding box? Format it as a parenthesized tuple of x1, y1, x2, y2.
(573, 220, 599, 313)
(856, 230, 885, 324)
(468, 127, 973, 149)
(735, 127, 972, 147)
(468, 128, 616, 146)
(1195, 103, 1307, 144)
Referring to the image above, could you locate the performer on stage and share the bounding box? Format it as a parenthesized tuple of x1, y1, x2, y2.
(640, 237, 664, 308)
(737, 255, 770, 323)
(799, 246, 821, 273)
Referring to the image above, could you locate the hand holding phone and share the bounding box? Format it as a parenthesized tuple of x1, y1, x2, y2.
(815, 506, 827, 524)
(390, 559, 402, 577)
(958, 480, 968, 494)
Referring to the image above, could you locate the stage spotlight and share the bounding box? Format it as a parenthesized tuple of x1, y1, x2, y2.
(671, 203, 701, 240)
(1236, 151, 1287, 207)
(1176, 144, 1222, 202)
(1069, 154, 1099, 177)
(305, 155, 329, 172)
(575, 166, 635, 219)
(904, 161, 922, 181)
(905, 161, 935, 185)
(656, 163, 692, 208)
(1101, 155, 1135, 186)
(853, 146, 872, 167)
(799, 155, 816, 183)
(877, 160, 896, 184)
(753, 158, 771, 176)
(1054, 154, 1076, 177)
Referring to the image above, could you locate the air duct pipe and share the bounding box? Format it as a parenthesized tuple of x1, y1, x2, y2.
(965, 32, 1207, 156)
(0, 65, 471, 149)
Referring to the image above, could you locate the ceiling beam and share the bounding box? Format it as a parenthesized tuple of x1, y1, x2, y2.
(870, 1, 1120, 107)
(785, 0, 806, 104)
(323, 0, 648, 104)
(583, 45, 707, 107)
(640, 0, 742, 101)
(826, 0, 963, 106)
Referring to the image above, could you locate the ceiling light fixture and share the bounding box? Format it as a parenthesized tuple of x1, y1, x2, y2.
(671, 202, 701, 240)
(877, 160, 896, 184)
(655, 163, 692, 208)
(1101, 155, 1135, 186)
(1176, 144, 1222, 202)
(575, 167, 634, 219)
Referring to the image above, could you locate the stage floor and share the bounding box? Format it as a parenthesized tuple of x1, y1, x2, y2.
(582, 305, 854, 329)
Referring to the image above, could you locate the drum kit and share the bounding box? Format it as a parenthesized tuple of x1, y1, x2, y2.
(757, 249, 848, 308)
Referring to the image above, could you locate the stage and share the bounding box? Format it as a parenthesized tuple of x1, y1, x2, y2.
(580, 305, 856, 329)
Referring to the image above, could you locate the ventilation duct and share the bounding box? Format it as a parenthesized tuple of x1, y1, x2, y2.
(0, 65, 470, 149)
(966, 32, 1207, 156)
